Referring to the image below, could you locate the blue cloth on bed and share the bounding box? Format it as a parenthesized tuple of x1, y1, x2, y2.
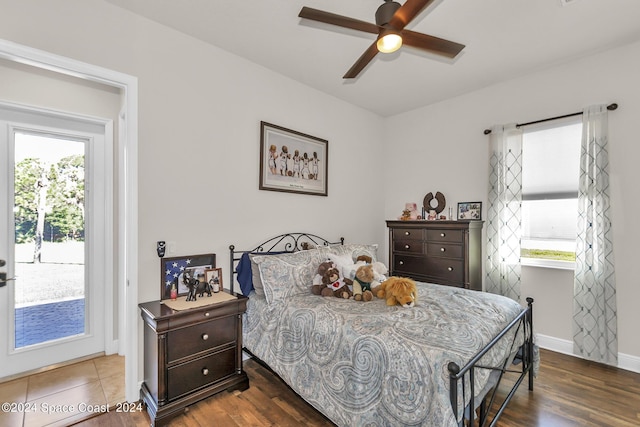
(237, 253, 254, 296)
(237, 251, 286, 296)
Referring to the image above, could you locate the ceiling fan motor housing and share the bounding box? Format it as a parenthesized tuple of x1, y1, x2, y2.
(376, 0, 401, 27)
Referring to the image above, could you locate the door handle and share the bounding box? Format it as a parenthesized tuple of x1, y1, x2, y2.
(0, 272, 16, 287)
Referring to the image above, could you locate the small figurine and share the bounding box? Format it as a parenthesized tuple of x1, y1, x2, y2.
(183, 272, 199, 301)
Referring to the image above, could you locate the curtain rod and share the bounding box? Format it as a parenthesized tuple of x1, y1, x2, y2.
(483, 103, 618, 135)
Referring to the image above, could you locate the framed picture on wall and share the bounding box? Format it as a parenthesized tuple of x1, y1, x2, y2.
(457, 202, 482, 220)
(259, 121, 328, 196)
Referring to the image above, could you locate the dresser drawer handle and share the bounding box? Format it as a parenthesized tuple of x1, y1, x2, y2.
(404, 244, 410, 249)
(404, 231, 410, 236)
(447, 267, 453, 272)
(440, 233, 446, 237)
(202, 333, 209, 341)
(440, 247, 445, 252)
(204, 312, 210, 317)
(202, 368, 209, 376)
(399, 260, 404, 265)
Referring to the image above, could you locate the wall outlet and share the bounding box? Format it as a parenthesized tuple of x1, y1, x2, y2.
(167, 241, 177, 255)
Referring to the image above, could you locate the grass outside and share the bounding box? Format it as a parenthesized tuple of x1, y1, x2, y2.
(521, 248, 576, 262)
(14, 242, 84, 306)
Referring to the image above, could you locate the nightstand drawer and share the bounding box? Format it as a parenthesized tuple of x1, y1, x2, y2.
(426, 258, 464, 283)
(426, 243, 463, 259)
(167, 316, 236, 363)
(392, 228, 423, 241)
(426, 229, 463, 243)
(167, 347, 236, 401)
(393, 240, 424, 254)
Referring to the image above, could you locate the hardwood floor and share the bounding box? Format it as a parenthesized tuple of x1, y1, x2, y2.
(75, 349, 640, 427)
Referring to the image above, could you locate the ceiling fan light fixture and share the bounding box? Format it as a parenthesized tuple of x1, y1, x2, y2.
(377, 31, 402, 53)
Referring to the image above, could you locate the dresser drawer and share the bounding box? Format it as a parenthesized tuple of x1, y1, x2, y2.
(393, 239, 424, 254)
(392, 228, 423, 241)
(392, 254, 429, 276)
(167, 347, 236, 401)
(426, 229, 463, 243)
(426, 258, 464, 283)
(426, 242, 463, 259)
(167, 316, 237, 363)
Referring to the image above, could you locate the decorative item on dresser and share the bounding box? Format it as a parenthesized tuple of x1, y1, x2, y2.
(386, 220, 484, 290)
(138, 294, 249, 427)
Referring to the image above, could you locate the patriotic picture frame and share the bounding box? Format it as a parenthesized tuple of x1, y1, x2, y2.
(161, 253, 216, 300)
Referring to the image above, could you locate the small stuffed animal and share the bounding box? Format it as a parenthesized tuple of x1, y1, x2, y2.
(327, 253, 371, 285)
(322, 267, 352, 299)
(312, 261, 333, 295)
(374, 276, 417, 307)
(352, 264, 375, 302)
(370, 261, 388, 288)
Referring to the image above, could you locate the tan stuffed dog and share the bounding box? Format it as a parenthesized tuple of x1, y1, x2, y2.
(374, 277, 417, 307)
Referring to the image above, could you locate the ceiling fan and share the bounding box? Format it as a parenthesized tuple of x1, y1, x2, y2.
(298, 0, 465, 79)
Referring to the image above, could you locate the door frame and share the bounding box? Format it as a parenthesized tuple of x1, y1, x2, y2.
(0, 39, 140, 402)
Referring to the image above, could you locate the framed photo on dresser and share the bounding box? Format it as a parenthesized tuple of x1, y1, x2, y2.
(457, 202, 482, 220)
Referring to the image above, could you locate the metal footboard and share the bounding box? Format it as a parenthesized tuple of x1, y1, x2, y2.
(448, 297, 534, 427)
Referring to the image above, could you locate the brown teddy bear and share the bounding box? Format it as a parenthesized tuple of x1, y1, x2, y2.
(352, 264, 375, 302)
(312, 261, 333, 295)
(374, 276, 417, 307)
(321, 267, 352, 299)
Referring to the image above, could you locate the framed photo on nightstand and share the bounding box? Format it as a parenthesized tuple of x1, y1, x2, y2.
(161, 253, 216, 300)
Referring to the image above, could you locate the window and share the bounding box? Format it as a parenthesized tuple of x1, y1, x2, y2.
(521, 116, 581, 268)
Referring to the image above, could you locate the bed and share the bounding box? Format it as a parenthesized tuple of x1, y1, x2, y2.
(229, 233, 535, 427)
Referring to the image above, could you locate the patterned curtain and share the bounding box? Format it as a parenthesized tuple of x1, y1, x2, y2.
(486, 124, 523, 302)
(573, 105, 617, 365)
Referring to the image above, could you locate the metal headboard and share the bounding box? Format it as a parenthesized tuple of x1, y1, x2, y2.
(228, 233, 344, 294)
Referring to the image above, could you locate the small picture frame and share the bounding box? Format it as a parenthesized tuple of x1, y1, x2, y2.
(205, 268, 223, 291)
(458, 202, 482, 220)
(161, 253, 216, 300)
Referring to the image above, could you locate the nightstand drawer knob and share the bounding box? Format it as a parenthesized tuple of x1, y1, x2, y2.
(440, 247, 445, 252)
(404, 231, 410, 236)
(204, 312, 210, 317)
(202, 368, 209, 376)
(405, 244, 410, 249)
(399, 260, 404, 265)
(202, 334, 209, 340)
(448, 267, 453, 272)
(440, 233, 446, 237)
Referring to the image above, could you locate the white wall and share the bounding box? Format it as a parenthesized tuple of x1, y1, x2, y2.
(384, 40, 640, 363)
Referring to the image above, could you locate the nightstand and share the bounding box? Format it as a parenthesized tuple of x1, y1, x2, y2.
(139, 293, 249, 426)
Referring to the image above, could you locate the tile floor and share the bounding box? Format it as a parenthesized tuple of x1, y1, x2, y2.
(0, 354, 124, 427)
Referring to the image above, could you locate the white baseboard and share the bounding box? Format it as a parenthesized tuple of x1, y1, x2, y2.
(536, 333, 640, 374)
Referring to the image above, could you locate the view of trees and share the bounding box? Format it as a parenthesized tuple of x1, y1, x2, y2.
(14, 154, 85, 255)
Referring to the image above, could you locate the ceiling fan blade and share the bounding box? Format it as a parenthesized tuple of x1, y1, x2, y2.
(389, 0, 437, 29)
(299, 7, 379, 34)
(401, 29, 465, 58)
(343, 42, 379, 79)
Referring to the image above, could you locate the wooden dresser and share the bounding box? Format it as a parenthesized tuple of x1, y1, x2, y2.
(139, 294, 249, 426)
(386, 220, 484, 291)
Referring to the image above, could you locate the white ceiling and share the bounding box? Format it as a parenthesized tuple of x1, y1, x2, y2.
(105, 0, 640, 117)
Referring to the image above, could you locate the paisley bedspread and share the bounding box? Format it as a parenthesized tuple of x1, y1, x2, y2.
(243, 281, 525, 427)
